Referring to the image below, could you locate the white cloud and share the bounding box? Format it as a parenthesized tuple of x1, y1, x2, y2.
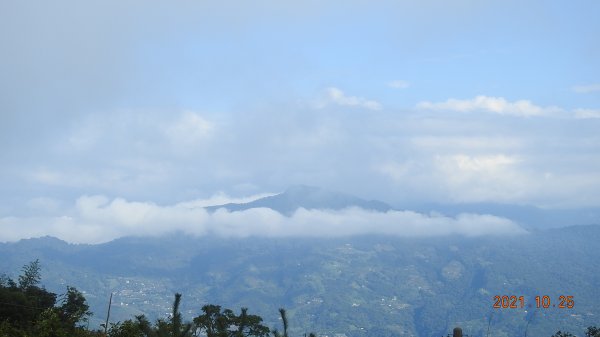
(323, 87, 382, 110)
(377, 154, 530, 204)
(0, 195, 526, 243)
(165, 111, 214, 145)
(574, 109, 600, 119)
(388, 80, 410, 89)
(431, 154, 520, 193)
(10, 98, 600, 214)
(572, 84, 600, 94)
(433, 154, 525, 201)
(378, 150, 600, 208)
(416, 95, 562, 117)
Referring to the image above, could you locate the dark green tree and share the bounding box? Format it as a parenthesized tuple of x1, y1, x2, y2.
(107, 320, 144, 337)
(270, 309, 316, 337)
(18, 259, 41, 290)
(135, 315, 157, 337)
(233, 307, 270, 337)
(272, 308, 288, 337)
(0, 319, 26, 337)
(0, 260, 56, 330)
(171, 293, 193, 337)
(552, 331, 576, 337)
(136, 314, 170, 337)
(135, 293, 192, 337)
(193, 304, 232, 337)
(32, 308, 69, 337)
(193, 305, 270, 337)
(0, 273, 17, 288)
(0, 261, 98, 337)
(586, 326, 600, 337)
(58, 286, 92, 329)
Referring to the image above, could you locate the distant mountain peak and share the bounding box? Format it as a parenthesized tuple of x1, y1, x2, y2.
(206, 185, 393, 215)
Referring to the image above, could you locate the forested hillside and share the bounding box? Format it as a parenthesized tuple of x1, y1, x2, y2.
(1, 225, 599, 337)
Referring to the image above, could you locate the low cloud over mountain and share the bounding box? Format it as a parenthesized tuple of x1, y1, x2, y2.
(0, 187, 526, 244)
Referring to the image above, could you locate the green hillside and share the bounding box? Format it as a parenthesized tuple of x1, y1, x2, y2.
(1, 225, 599, 337)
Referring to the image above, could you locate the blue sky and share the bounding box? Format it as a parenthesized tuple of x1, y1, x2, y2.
(1, 0, 599, 242)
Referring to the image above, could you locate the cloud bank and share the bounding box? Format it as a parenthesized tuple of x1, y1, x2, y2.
(416, 95, 561, 117)
(0, 195, 526, 244)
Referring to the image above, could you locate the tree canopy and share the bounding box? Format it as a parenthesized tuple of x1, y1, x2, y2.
(0, 261, 93, 337)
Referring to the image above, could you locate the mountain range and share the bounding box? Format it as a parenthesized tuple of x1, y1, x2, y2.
(206, 185, 393, 215)
(207, 185, 600, 230)
(1, 186, 599, 337)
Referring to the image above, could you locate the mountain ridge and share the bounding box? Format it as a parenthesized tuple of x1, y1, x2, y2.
(203, 185, 600, 230)
(205, 185, 394, 215)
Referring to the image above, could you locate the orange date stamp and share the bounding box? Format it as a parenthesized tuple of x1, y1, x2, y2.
(493, 295, 574, 309)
